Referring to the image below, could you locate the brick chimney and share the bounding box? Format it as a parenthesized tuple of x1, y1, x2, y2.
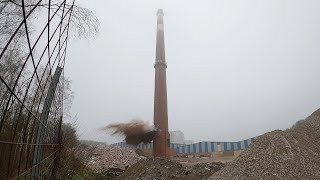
(153, 9, 170, 157)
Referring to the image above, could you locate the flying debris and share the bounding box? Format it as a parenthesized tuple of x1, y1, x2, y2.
(104, 119, 157, 145)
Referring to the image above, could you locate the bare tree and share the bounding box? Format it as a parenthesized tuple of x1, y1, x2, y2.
(0, 1, 99, 178)
(1, 0, 99, 39)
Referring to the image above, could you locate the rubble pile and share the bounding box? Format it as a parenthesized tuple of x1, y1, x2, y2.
(117, 158, 225, 180)
(210, 109, 320, 180)
(75, 144, 145, 175)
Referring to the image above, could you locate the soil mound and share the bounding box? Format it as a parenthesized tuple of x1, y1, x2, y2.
(118, 158, 225, 180)
(209, 109, 320, 180)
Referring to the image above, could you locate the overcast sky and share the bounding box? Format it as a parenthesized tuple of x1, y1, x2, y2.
(65, 0, 320, 144)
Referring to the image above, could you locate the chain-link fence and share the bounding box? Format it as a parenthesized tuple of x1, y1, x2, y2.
(0, 0, 75, 179)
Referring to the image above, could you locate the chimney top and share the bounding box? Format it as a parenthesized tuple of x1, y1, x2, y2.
(157, 9, 164, 16)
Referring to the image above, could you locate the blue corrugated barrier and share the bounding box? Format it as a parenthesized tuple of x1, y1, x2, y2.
(111, 137, 256, 154)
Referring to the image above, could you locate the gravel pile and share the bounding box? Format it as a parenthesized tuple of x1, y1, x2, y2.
(75, 144, 146, 175)
(210, 109, 320, 180)
(118, 158, 225, 180)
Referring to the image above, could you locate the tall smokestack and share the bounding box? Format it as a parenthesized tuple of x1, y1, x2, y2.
(153, 9, 170, 157)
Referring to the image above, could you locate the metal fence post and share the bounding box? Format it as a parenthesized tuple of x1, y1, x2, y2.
(31, 66, 63, 179)
(51, 115, 63, 178)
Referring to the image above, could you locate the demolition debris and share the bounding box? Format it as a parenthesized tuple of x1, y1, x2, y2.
(209, 108, 320, 180)
(75, 144, 145, 175)
(75, 144, 225, 179)
(103, 119, 156, 145)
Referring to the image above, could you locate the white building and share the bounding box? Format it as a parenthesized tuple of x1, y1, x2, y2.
(170, 130, 185, 144)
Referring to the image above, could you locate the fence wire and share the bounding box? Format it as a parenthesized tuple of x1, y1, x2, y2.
(0, 0, 75, 179)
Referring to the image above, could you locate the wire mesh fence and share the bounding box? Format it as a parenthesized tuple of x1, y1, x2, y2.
(0, 0, 75, 179)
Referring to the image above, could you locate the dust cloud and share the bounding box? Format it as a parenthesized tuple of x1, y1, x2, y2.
(103, 119, 156, 145)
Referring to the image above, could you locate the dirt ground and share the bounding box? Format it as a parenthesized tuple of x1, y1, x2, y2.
(173, 156, 236, 167)
(78, 109, 320, 179)
(114, 157, 226, 180)
(76, 144, 232, 179)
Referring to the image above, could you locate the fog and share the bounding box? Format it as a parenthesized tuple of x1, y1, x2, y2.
(65, 0, 320, 143)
